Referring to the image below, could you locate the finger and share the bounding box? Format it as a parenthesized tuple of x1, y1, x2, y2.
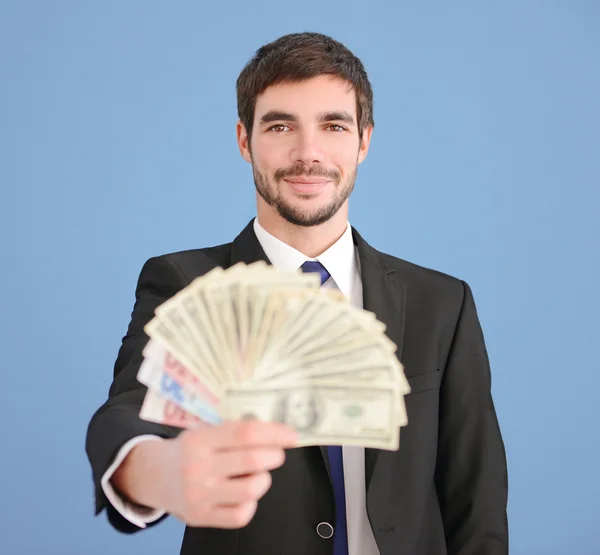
(180, 501, 259, 529)
(213, 472, 273, 505)
(206, 501, 259, 529)
(190, 420, 298, 450)
(211, 447, 286, 478)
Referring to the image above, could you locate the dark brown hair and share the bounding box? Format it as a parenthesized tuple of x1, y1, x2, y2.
(236, 32, 374, 145)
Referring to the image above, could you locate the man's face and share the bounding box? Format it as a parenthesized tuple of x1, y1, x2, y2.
(286, 390, 317, 430)
(238, 75, 372, 227)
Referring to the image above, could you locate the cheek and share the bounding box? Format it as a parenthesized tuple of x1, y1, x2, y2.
(331, 144, 360, 171)
(253, 138, 288, 167)
(256, 156, 284, 178)
(336, 157, 358, 178)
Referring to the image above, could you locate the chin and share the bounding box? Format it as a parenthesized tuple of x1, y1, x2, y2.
(276, 200, 342, 228)
(286, 201, 331, 219)
(284, 189, 332, 205)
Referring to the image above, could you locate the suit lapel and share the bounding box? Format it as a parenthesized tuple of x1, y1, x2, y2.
(352, 228, 407, 492)
(229, 219, 271, 267)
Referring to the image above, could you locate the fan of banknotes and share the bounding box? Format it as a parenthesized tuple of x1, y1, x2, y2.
(136, 261, 410, 450)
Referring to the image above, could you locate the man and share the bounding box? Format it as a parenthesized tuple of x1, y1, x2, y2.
(85, 32, 509, 555)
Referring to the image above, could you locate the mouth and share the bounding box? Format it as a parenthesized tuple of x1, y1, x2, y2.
(284, 177, 330, 184)
(283, 177, 331, 194)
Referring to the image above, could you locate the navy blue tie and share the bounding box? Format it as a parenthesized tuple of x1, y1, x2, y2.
(300, 260, 331, 286)
(300, 261, 349, 555)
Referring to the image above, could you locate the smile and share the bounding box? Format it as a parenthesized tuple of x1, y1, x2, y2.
(283, 179, 331, 194)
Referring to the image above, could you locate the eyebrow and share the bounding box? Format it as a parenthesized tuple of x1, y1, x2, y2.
(259, 110, 356, 126)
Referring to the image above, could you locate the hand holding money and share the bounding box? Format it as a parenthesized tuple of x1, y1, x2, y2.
(138, 261, 411, 450)
(112, 420, 297, 528)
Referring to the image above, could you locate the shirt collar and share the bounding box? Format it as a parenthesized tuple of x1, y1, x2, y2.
(253, 217, 357, 300)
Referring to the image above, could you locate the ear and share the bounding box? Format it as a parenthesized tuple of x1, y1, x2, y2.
(236, 120, 252, 163)
(357, 124, 374, 165)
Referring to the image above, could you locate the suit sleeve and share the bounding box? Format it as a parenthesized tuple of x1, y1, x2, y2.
(435, 281, 509, 555)
(85, 256, 189, 534)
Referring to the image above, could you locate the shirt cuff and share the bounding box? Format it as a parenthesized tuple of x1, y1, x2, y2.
(100, 435, 167, 528)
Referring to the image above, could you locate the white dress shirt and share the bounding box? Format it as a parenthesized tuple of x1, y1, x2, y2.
(101, 217, 380, 555)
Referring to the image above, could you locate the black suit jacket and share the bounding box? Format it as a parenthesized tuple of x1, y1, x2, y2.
(86, 219, 509, 555)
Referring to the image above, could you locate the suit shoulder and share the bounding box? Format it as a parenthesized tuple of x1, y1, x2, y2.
(375, 251, 471, 325)
(377, 250, 466, 299)
(142, 241, 233, 284)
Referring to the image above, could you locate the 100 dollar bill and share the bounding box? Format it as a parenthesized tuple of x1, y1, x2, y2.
(221, 382, 400, 450)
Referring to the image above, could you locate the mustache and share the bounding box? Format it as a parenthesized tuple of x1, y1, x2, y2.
(274, 164, 340, 182)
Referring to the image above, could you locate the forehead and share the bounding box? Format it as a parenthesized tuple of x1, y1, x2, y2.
(254, 75, 357, 120)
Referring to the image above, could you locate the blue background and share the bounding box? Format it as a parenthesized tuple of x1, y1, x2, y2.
(2, 1, 598, 554)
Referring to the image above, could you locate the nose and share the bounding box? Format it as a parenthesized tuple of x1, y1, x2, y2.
(290, 130, 324, 166)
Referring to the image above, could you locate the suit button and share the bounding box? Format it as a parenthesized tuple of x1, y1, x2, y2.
(316, 522, 334, 539)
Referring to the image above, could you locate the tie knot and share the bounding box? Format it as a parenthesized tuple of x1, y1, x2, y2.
(300, 261, 331, 286)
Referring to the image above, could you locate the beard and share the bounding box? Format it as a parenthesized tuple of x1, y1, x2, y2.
(253, 161, 357, 227)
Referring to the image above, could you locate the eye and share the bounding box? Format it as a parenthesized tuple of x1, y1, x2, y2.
(267, 124, 289, 133)
(327, 124, 347, 132)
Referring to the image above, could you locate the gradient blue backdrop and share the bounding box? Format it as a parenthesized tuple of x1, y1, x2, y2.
(2, 1, 599, 554)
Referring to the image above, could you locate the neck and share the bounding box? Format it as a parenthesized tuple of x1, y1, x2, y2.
(256, 204, 349, 258)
